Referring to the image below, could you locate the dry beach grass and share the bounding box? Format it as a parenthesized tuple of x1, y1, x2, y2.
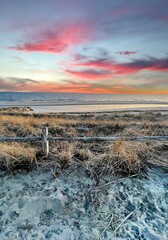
(0, 109, 168, 177)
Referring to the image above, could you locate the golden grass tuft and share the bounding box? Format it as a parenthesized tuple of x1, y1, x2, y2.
(90, 141, 150, 177)
(0, 143, 37, 172)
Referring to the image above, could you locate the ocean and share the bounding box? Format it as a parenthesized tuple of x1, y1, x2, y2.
(0, 92, 168, 104)
(0, 92, 167, 112)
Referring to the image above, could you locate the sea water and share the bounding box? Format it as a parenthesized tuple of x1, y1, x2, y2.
(0, 92, 167, 112)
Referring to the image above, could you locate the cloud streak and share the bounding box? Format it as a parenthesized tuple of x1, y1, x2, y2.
(0, 77, 90, 93)
(66, 56, 168, 80)
(116, 51, 137, 56)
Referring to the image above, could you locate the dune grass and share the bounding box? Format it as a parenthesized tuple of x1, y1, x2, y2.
(0, 110, 167, 176)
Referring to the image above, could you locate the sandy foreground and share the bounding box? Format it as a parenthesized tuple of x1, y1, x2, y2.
(0, 167, 168, 240)
(0, 108, 168, 239)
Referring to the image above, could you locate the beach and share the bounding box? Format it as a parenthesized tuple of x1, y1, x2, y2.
(0, 109, 168, 239)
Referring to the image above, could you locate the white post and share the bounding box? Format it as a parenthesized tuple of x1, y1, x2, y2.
(42, 126, 49, 157)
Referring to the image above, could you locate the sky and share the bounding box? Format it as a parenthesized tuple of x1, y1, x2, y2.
(0, 0, 168, 94)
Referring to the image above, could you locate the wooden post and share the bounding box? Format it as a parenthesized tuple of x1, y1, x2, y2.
(42, 126, 49, 157)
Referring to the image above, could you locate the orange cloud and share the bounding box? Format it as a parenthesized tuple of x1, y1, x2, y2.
(0, 77, 167, 94)
(0, 77, 90, 93)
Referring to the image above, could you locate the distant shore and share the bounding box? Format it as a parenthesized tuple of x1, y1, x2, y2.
(0, 103, 168, 113)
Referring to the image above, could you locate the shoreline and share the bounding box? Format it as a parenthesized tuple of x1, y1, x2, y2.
(32, 104, 168, 113)
(0, 103, 168, 113)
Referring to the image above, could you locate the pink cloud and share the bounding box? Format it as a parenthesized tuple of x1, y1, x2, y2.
(65, 56, 168, 80)
(9, 22, 91, 53)
(69, 59, 139, 76)
(66, 69, 112, 80)
(81, 57, 168, 73)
